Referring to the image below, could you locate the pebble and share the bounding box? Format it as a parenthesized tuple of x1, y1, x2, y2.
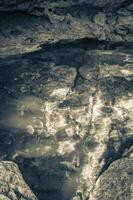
(26, 125, 35, 135)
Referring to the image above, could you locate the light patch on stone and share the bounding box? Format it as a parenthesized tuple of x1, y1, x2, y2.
(93, 117, 111, 142)
(65, 127, 75, 137)
(91, 93, 103, 122)
(96, 50, 114, 55)
(0, 194, 10, 200)
(44, 101, 67, 134)
(54, 114, 67, 128)
(124, 54, 133, 63)
(12, 145, 53, 159)
(70, 106, 90, 126)
(17, 96, 42, 113)
(44, 101, 57, 134)
(129, 153, 133, 158)
(45, 101, 57, 114)
(79, 144, 106, 185)
(57, 140, 76, 155)
(76, 114, 89, 125)
(36, 146, 52, 154)
(112, 106, 129, 123)
(26, 125, 35, 135)
(4, 95, 46, 135)
(50, 87, 70, 99)
(100, 64, 121, 78)
(121, 69, 132, 76)
(116, 99, 133, 110)
(65, 124, 81, 138)
(130, 183, 133, 200)
(50, 112, 67, 133)
(101, 63, 133, 79)
(1, 113, 34, 132)
(24, 44, 41, 53)
(77, 111, 110, 196)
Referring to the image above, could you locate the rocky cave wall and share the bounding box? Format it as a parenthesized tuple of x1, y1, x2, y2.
(0, 1, 133, 200)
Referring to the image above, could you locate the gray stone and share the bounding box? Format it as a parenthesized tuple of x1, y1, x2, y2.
(90, 158, 133, 200)
(0, 0, 133, 56)
(0, 161, 38, 200)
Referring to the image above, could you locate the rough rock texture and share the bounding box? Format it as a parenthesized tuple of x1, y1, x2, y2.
(0, 45, 133, 200)
(0, 0, 133, 56)
(0, 1, 133, 200)
(0, 161, 37, 200)
(90, 158, 133, 200)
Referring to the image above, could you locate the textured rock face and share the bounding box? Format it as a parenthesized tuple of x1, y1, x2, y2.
(0, 1, 133, 200)
(0, 161, 37, 200)
(90, 158, 133, 200)
(0, 46, 133, 200)
(0, 0, 133, 56)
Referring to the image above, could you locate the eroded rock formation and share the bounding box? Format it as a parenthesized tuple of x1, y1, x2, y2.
(0, 0, 133, 56)
(0, 0, 133, 200)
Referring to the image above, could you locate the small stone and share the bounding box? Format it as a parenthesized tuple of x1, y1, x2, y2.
(26, 125, 35, 135)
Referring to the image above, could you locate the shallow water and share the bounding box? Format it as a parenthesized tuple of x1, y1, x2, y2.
(0, 44, 133, 200)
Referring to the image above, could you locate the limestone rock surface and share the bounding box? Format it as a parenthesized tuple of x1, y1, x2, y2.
(90, 158, 133, 200)
(0, 161, 38, 200)
(0, 45, 133, 200)
(0, 1, 133, 200)
(0, 0, 133, 56)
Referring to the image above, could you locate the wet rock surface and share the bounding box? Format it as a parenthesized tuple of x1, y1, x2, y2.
(0, 1, 133, 200)
(0, 45, 133, 200)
